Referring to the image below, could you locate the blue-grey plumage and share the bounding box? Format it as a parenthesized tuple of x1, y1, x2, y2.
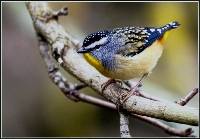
(77, 21, 180, 79)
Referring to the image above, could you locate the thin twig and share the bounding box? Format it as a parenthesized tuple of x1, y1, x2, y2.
(136, 115, 194, 137)
(176, 88, 199, 106)
(127, 81, 198, 107)
(119, 113, 131, 138)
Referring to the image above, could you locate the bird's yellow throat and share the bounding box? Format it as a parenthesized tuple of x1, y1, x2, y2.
(83, 53, 109, 75)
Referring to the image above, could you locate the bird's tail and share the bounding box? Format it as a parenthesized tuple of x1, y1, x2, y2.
(159, 21, 180, 42)
(161, 21, 180, 31)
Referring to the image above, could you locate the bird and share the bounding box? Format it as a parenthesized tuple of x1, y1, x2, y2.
(77, 21, 180, 102)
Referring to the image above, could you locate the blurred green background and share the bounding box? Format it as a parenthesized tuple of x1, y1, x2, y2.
(2, 2, 199, 137)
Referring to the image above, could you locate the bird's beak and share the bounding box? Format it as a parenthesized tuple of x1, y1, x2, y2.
(77, 47, 88, 53)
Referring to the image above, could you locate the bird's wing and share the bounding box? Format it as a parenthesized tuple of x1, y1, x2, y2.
(114, 27, 162, 57)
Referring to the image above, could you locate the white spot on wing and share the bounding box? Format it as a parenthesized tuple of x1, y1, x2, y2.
(150, 29, 155, 32)
(143, 30, 148, 33)
(157, 29, 162, 34)
(170, 22, 175, 25)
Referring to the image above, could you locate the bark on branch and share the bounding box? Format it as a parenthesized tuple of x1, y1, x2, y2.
(119, 113, 131, 137)
(26, 2, 199, 127)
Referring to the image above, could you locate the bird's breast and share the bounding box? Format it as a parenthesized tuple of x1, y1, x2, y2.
(83, 41, 164, 80)
(107, 41, 164, 80)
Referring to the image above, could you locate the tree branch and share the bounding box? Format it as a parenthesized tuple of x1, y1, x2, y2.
(36, 26, 195, 137)
(119, 113, 131, 137)
(176, 88, 199, 106)
(26, 1, 198, 127)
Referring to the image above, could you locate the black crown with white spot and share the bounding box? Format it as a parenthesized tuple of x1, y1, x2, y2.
(82, 30, 110, 47)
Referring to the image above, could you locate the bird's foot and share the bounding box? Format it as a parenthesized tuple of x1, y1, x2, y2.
(101, 79, 123, 92)
(119, 81, 142, 104)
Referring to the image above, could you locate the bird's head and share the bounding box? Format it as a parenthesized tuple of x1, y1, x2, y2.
(77, 30, 110, 53)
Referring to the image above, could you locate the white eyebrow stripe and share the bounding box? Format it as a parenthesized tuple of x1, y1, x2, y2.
(85, 37, 108, 49)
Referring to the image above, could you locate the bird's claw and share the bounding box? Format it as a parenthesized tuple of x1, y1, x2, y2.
(119, 82, 142, 104)
(101, 79, 123, 92)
